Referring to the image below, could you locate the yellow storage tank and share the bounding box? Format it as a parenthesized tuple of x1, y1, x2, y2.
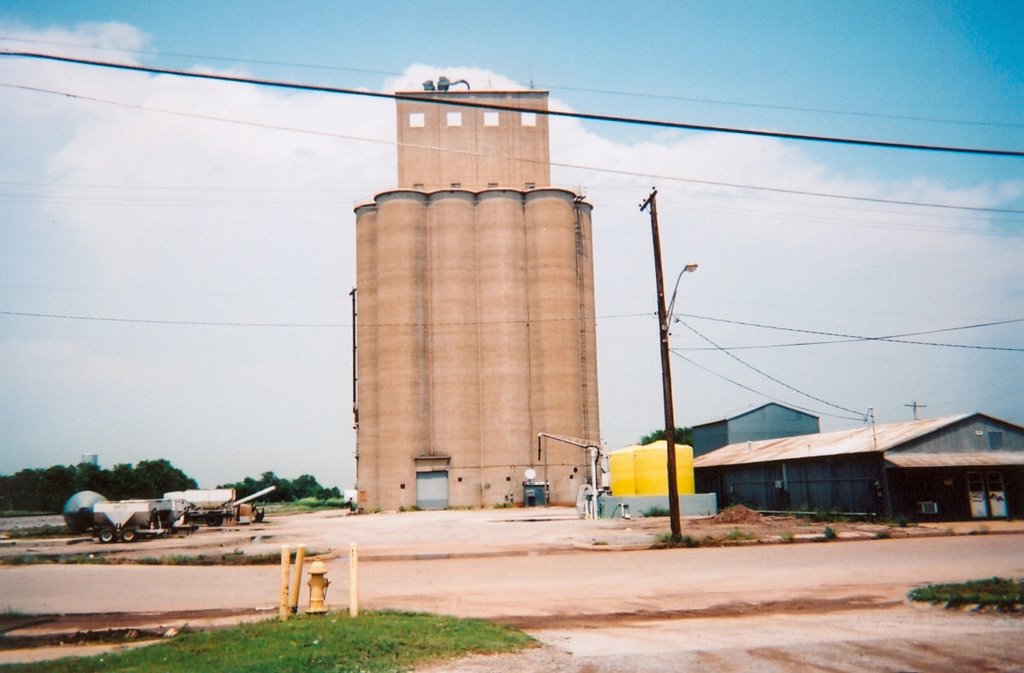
(611, 441, 694, 496)
(609, 446, 638, 496)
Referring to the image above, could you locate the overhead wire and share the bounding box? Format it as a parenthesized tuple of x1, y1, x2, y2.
(673, 313, 1024, 352)
(2, 52, 1022, 158)
(673, 318, 868, 419)
(670, 349, 865, 422)
(2, 82, 1022, 219)
(3, 34, 1019, 130)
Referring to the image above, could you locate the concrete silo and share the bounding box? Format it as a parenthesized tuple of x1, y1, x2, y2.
(353, 85, 600, 510)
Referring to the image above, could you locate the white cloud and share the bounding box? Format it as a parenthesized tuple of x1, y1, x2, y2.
(1, 25, 1021, 486)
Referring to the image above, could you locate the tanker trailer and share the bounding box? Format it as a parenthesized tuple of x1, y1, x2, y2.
(91, 498, 193, 543)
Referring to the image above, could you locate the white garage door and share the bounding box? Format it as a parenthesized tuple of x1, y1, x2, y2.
(416, 471, 448, 510)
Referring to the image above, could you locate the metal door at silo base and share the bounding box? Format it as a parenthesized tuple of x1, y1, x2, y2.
(523, 483, 547, 507)
(416, 471, 448, 510)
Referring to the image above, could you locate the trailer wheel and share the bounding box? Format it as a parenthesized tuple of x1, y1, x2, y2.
(206, 513, 224, 527)
(98, 528, 116, 544)
(121, 528, 137, 543)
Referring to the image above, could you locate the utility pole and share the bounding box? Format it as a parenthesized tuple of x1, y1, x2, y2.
(905, 400, 926, 420)
(640, 188, 682, 540)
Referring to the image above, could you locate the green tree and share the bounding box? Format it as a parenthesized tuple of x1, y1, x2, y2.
(0, 458, 198, 513)
(639, 427, 694, 447)
(131, 459, 196, 498)
(219, 472, 340, 502)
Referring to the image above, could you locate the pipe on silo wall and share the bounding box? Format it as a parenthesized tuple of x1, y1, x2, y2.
(427, 191, 480, 505)
(354, 202, 379, 506)
(573, 200, 601, 444)
(477, 191, 532, 505)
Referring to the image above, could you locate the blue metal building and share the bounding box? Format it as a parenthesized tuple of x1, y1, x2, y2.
(692, 403, 820, 458)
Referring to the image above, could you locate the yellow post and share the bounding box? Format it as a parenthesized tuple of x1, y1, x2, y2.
(279, 546, 291, 621)
(289, 544, 306, 614)
(349, 542, 359, 617)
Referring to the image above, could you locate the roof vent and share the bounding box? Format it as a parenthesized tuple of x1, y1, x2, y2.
(435, 76, 470, 92)
(422, 80, 436, 91)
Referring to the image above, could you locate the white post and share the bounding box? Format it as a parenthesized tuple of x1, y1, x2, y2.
(349, 542, 359, 617)
(279, 546, 291, 621)
(289, 544, 306, 614)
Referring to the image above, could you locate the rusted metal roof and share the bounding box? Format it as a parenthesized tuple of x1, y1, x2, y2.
(884, 452, 1024, 468)
(693, 414, 971, 468)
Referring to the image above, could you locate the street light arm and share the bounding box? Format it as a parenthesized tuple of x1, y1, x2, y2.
(665, 263, 699, 329)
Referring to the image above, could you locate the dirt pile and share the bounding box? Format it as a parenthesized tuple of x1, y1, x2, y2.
(711, 505, 763, 524)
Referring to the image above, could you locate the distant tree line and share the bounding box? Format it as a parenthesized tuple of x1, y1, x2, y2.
(218, 471, 341, 502)
(1, 462, 342, 513)
(638, 427, 694, 446)
(0, 459, 196, 513)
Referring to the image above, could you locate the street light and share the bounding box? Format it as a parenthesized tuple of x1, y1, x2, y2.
(666, 264, 699, 330)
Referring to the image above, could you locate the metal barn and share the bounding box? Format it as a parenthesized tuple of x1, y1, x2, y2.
(694, 413, 1024, 520)
(692, 403, 820, 458)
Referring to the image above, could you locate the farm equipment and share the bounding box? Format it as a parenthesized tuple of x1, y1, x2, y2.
(90, 498, 193, 543)
(62, 484, 278, 542)
(164, 485, 277, 527)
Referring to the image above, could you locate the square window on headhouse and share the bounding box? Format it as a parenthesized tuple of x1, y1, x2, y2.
(521, 112, 537, 126)
(447, 112, 462, 127)
(483, 111, 499, 126)
(409, 112, 425, 128)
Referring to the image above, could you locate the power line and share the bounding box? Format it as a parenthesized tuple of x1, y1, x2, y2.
(674, 313, 1024, 353)
(0, 309, 651, 328)
(4, 34, 1018, 131)
(541, 83, 1024, 130)
(3, 82, 1022, 218)
(3, 52, 1022, 158)
(670, 349, 864, 422)
(674, 318, 867, 419)
(0, 310, 342, 328)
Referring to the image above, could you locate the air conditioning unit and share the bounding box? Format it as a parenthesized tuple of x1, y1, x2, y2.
(917, 501, 939, 514)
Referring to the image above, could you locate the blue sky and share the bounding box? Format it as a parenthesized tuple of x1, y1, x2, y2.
(1, 1, 1021, 490)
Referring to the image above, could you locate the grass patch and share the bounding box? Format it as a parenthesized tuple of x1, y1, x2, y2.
(265, 498, 354, 515)
(780, 530, 795, 543)
(641, 506, 670, 518)
(0, 554, 110, 566)
(0, 525, 69, 539)
(822, 526, 838, 540)
(908, 577, 1024, 610)
(797, 508, 853, 524)
(652, 533, 701, 548)
(0, 610, 535, 673)
(725, 527, 754, 541)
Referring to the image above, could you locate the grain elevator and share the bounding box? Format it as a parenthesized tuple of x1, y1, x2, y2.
(353, 81, 600, 510)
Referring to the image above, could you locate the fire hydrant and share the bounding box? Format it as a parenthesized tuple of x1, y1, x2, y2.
(307, 559, 330, 614)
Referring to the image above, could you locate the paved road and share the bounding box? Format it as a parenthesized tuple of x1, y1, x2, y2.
(4, 533, 1019, 617)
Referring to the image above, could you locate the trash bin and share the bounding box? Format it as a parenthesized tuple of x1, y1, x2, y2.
(523, 483, 547, 507)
